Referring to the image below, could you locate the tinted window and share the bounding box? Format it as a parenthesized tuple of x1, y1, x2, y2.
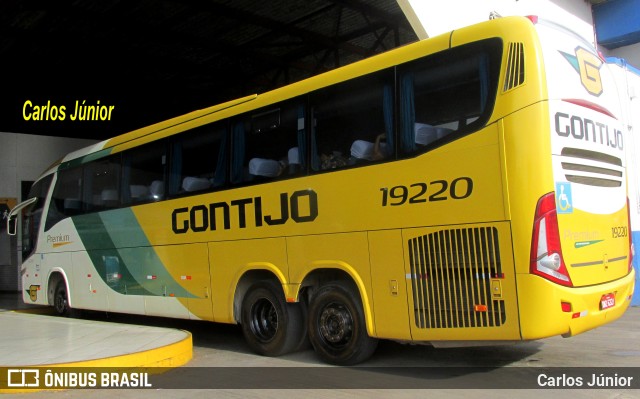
(169, 123, 227, 196)
(310, 70, 394, 171)
(45, 167, 83, 230)
(83, 156, 121, 212)
(231, 99, 306, 185)
(398, 39, 501, 154)
(122, 141, 166, 204)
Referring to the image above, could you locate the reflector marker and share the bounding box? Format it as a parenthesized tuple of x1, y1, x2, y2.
(474, 304, 488, 312)
(147, 275, 157, 280)
(572, 310, 588, 319)
(180, 276, 192, 280)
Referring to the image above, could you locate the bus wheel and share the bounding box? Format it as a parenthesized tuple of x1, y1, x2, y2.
(241, 281, 305, 357)
(53, 281, 71, 317)
(308, 282, 378, 365)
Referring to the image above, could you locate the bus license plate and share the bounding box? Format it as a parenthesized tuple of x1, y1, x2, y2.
(600, 293, 615, 310)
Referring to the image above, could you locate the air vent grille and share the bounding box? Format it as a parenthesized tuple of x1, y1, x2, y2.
(503, 42, 525, 92)
(408, 227, 506, 329)
(560, 147, 623, 187)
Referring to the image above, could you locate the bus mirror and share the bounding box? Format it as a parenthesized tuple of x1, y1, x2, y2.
(6, 197, 38, 237)
(7, 214, 17, 236)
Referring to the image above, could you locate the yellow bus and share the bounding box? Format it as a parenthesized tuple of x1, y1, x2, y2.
(8, 16, 635, 365)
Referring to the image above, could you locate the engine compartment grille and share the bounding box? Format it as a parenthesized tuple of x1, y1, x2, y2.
(408, 227, 506, 329)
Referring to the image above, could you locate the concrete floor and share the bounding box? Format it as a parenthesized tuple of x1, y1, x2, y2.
(0, 292, 191, 369)
(0, 312, 192, 367)
(0, 291, 638, 398)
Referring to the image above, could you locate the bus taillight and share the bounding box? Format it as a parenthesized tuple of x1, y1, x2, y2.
(530, 192, 574, 287)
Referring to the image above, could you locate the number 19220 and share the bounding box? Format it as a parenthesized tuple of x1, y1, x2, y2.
(380, 177, 473, 207)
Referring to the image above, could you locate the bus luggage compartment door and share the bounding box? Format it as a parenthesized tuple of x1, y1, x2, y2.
(402, 222, 520, 342)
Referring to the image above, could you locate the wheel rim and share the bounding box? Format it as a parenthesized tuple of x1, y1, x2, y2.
(55, 289, 67, 314)
(318, 302, 353, 348)
(249, 297, 278, 343)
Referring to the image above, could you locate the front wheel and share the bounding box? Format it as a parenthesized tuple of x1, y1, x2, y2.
(308, 282, 378, 365)
(240, 281, 306, 357)
(53, 281, 72, 317)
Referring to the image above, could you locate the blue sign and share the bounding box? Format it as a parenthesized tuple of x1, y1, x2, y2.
(556, 182, 573, 214)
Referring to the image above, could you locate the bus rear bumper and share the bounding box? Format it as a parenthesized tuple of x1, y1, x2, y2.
(517, 269, 635, 340)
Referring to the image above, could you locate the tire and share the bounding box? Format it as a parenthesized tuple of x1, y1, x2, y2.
(294, 298, 312, 352)
(308, 282, 378, 365)
(241, 281, 306, 357)
(53, 280, 72, 317)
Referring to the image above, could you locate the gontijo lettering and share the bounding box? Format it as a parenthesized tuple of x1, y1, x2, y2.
(554, 112, 623, 150)
(172, 189, 318, 234)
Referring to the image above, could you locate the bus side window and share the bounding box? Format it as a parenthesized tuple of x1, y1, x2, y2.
(232, 99, 305, 185)
(45, 167, 83, 231)
(83, 156, 121, 212)
(310, 70, 394, 172)
(168, 123, 227, 197)
(122, 141, 167, 204)
(399, 40, 501, 155)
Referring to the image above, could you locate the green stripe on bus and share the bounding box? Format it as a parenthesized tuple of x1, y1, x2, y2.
(72, 209, 196, 298)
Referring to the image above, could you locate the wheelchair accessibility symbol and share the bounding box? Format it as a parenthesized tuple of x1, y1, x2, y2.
(556, 182, 573, 214)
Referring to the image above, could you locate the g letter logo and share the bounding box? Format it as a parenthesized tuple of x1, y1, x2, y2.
(560, 47, 603, 96)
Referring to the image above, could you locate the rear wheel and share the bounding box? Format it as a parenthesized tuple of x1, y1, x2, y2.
(308, 282, 378, 365)
(241, 281, 306, 357)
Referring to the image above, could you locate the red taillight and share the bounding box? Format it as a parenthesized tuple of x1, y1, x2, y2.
(530, 192, 573, 287)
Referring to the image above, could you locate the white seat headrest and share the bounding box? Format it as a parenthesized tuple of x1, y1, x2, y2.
(414, 123, 437, 145)
(415, 123, 453, 145)
(435, 127, 453, 139)
(149, 180, 165, 198)
(249, 158, 281, 177)
(288, 147, 300, 165)
(350, 140, 374, 160)
(182, 177, 210, 192)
